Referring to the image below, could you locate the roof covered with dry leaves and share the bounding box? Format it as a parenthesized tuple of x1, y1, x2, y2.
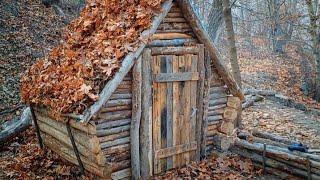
(21, 0, 243, 120)
(21, 0, 164, 114)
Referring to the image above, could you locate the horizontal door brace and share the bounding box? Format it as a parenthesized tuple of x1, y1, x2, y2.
(155, 141, 197, 159)
(153, 72, 199, 82)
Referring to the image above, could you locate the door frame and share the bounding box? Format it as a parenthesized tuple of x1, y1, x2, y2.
(139, 45, 205, 178)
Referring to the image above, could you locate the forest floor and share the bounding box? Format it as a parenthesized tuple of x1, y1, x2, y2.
(238, 51, 320, 149)
(0, 0, 319, 179)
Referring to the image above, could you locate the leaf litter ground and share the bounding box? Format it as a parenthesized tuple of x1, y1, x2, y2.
(238, 48, 320, 149)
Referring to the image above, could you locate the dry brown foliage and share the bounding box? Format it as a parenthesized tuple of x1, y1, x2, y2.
(21, 0, 163, 115)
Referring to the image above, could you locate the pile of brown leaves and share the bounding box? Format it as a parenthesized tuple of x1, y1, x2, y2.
(156, 153, 261, 179)
(0, 129, 96, 179)
(21, 0, 163, 114)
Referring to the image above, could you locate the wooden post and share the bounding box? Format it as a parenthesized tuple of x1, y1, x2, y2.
(66, 120, 85, 174)
(263, 143, 266, 174)
(131, 56, 142, 179)
(140, 49, 153, 178)
(196, 44, 205, 161)
(200, 49, 211, 158)
(307, 156, 311, 180)
(30, 106, 43, 149)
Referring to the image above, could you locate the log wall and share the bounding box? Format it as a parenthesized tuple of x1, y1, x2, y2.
(95, 72, 133, 179)
(34, 109, 110, 178)
(152, 2, 198, 47)
(205, 67, 241, 154)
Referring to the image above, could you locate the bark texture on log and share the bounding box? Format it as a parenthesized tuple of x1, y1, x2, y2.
(130, 55, 142, 179)
(242, 95, 263, 109)
(0, 108, 31, 145)
(234, 139, 320, 169)
(232, 147, 320, 179)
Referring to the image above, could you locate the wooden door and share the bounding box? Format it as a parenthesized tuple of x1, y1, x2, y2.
(150, 45, 205, 174)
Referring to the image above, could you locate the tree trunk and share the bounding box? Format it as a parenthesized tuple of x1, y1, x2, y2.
(305, 0, 320, 102)
(222, 0, 242, 88)
(300, 58, 314, 96)
(268, 0, 285, 54)
(315, 36, 320, 101)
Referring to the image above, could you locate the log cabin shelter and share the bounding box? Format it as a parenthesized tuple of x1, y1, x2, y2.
(32, 0, 244, 179)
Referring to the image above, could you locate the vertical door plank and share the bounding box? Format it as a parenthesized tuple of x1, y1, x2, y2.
(165, 56, 173, 170)
(140, 48, 153, 179)
(152, 56, 162, 174)
(159, 56, 168, 172)
(190, 54, 198, 160)
(177, 55, 185, 167)
(172, 55, 180, 168)
(182, 54, 192, 164)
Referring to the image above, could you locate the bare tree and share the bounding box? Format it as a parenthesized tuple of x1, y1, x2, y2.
(267, 0, 287, 53)
(223, 0, 242, 88)
(305, 0, 320, 101)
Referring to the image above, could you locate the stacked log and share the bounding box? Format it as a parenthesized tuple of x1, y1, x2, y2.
(151, 3, 198, 48)
(34, 109, 109, 177)
(234, 131, 320, 179)
(95, 74, 133, 179)
(205, 69, 241, 154)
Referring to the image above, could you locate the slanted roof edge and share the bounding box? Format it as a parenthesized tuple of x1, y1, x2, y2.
(177, 0, 244, 100)
(77, 0, 174, 124)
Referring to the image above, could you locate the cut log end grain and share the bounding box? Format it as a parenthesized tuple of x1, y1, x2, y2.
(213, 134, 233, 151)
(227, 96, 241, 109)
(219, 121, 234, 135)
(223, 107, 238, 121)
